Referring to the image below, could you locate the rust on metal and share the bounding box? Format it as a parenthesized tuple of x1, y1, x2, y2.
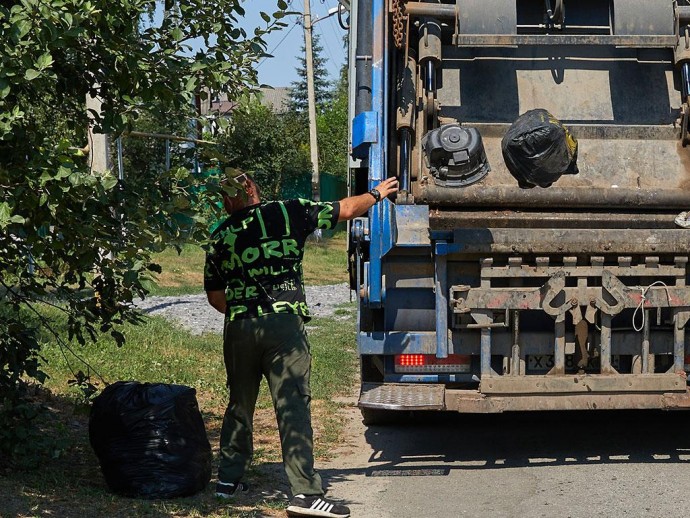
(419, 185, 690, 210)
(447, 228, 690, 254)
(445, 390, 690, 413)
(429, 211, 681, 231)
(453, 34, 677, 47)
(479, 373, 687, 395)
(404, 2, 456, 19)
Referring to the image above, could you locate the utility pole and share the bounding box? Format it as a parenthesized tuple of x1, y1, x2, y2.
(303, 0, 320, 202)
(86, 89, 112, 174)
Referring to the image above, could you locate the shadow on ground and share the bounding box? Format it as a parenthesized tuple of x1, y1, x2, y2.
(0, 388, 292, 518)
(317, 409, 690, 487)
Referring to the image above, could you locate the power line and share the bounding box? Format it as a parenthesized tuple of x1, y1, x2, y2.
(256, 20, 299, 69)
(312, 7, 346, 79)
(314, 21, 337, 64)
(324, 15, 346, 75)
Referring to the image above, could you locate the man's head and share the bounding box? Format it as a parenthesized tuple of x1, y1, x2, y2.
(222, 172, 261, 214)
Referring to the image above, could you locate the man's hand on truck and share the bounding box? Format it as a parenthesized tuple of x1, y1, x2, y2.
(337, 177, 399, 222)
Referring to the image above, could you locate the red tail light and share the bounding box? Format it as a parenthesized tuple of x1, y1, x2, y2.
(394, 354, 471, 373)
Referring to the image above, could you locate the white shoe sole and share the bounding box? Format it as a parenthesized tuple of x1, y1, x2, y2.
(286, 505, 350, 518)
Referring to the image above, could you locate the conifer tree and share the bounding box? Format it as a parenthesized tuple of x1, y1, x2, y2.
(288, 33, 333, 112)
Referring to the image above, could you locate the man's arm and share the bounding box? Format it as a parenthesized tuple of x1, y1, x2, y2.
(207, 290, 227, 314)
(337, 177, 399, 222)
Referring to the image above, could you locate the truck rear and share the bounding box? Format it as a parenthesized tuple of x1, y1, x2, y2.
(347, 0, 690, 420)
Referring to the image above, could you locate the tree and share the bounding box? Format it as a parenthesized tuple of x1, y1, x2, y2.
(0, 0, 287, 460)
(317, 90, 347, 178)
(287, 33, 333, 113)
(216, 96, 311, 199)
(316, 33, 348, 177)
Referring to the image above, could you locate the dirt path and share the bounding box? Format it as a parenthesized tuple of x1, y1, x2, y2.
(319, 400, 393, 518)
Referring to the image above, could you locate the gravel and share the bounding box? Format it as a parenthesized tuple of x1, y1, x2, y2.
(135, 283, 353, 335)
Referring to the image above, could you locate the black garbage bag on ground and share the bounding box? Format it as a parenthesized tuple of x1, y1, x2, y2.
(501, 108, 578, 188)
(89, 381, 212, 499)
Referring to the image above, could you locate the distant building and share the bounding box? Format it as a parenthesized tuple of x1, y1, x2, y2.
(258, 87, 291, 114)
(200, 87, 291, 117)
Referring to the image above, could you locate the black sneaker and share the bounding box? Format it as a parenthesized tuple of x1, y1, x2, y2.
(215, 481, 249, 499)
(287, 494, 351, 517)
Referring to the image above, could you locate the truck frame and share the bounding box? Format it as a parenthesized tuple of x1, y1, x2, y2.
(347, 0, 690, 419)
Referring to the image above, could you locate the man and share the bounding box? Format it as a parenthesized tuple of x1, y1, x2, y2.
(204, 173, 398, 518)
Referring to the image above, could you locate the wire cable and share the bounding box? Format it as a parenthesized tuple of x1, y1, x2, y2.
(257, 20, 299, 69)
(632, 281, 672, 332)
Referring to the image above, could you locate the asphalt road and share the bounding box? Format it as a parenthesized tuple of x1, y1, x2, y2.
(321, 406, 690, 517)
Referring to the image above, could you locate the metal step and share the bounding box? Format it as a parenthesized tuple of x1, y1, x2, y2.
(359, 383, 445, 410)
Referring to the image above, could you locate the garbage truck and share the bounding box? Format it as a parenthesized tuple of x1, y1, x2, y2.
(346, 0, 690, 421)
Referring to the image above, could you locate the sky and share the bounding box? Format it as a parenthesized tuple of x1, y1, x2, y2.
(243, 0, 349, 88)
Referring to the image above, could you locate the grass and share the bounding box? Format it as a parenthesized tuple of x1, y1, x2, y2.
(149, 244, 207, 296)
(0, 305, 357, 517)
(1, 230, 357, 517)
(301, 232, 349, 287)
(150, 232, 349, 296)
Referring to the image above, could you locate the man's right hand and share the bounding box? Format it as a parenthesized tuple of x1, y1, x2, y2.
(337, 177, 400, 222)
(373, 177, 399, 200)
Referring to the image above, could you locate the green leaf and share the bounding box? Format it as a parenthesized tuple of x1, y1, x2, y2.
(24, 69, 40, 81)
(35, 52, 53, 70)
(0, 202, 11, 227)
(101, 175, 118, 191)
(68, 172, 83, 186)
(140, 278, 157, 293)
(15, 19, 32, 38)
(185, 75, 197, 92)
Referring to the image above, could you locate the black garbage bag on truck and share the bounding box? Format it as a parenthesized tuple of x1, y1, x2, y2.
(89, 381, 212, 499)
(501, 108, 578, 188)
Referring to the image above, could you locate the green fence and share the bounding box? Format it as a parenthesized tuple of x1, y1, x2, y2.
(280, 172, 347, 202)
(280, 172, 347, 235)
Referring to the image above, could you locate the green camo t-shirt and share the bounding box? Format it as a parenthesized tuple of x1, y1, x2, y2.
(204, 199, 340, 321)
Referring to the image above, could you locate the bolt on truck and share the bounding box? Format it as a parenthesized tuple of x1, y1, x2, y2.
(346, 0, 690, 422)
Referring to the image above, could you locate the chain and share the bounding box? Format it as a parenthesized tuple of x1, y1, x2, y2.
(392, 0, 406, 49)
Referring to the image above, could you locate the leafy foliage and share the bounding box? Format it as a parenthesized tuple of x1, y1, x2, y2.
(216, 96, 311, 198)
(0, 0, 288, 462)
(317, 85, 348, 177)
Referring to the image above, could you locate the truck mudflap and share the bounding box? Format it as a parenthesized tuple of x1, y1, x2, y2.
(359, 376, 690, 414)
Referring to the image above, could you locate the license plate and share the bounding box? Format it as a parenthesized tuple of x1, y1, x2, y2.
(527, 355, 554, 371)
(527, 354, 620, 372)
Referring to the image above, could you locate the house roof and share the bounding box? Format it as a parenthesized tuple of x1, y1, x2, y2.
(200, 86, 292, 116)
